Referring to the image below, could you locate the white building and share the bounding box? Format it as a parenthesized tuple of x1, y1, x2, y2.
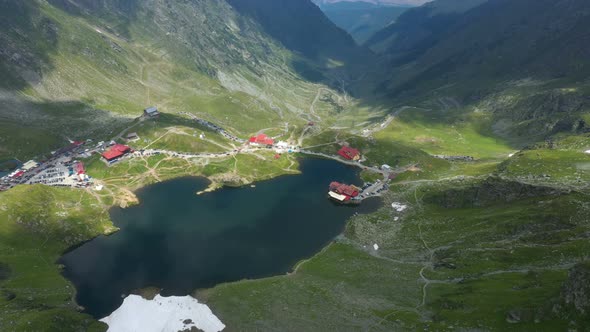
(21, 160, 39, 171)
(274, 141, 290, 153)
(144, 106, 160, 118)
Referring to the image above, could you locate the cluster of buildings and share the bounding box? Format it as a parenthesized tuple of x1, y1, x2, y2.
(248, 133, 275, 147)
(72, 161, 89, 182)
(3, 160, 39, 182)
(328, 182, 361, 203)
(1, 140, 96, 191)
(246, 134, 298, 156)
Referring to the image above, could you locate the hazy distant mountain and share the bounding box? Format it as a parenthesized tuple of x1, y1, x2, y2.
(364, 0, 590, 140)
(227, 0, 365, 61)
(314, 0, 431, 7)
(318, 1, 409, 44)
(366, 0, 489, 53)
(369, 0, 590, 84)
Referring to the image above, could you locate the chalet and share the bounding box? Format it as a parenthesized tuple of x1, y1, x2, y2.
(102, 144, 132, 162)
(126, 132, 139, 142)
(144, 106, 160, 118)
(248, 133, 274, 146)
(338, 146, 361, 161)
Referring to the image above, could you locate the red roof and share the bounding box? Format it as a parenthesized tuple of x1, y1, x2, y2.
(329, 181, 359, 197)
(13, 171, 24, 178)
(102, 144, 131, 161)
(76, 162, 85, 175)
(338, 146, 360, 160)
(249, 133, 274, 145)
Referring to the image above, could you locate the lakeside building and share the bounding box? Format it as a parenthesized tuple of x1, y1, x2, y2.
(21, 160, 39, 171)
(102, 144, 132, 162)
(328, 182, 360, 203)
(338, 146, 361, 161)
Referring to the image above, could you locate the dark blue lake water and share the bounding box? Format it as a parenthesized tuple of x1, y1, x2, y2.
(0, 159, 21, 177)
(60, 158, 380, 318)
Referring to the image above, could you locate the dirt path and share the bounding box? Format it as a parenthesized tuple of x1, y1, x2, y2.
(142, 129, 173, 150)
(309, 88, 326, 122)
(362, 106, 412, 137)
(111, 117, 145, 142)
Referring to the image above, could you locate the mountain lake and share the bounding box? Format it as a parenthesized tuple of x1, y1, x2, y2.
(60, 158, 381, 318)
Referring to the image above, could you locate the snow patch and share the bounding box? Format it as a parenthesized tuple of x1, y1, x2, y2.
(584, 150, 590, 154)
(391, 202, 408, 212)
(100, 294, 225, 332)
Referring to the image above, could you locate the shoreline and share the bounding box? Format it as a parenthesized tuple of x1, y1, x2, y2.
(58, 156, 378, 320)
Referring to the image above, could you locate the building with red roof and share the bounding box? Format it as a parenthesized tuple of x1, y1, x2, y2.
(102, 144, 131, 162)
(12, 171, 24, 178)
(329, 182, 360, 199)
(338, 146, 361, 161)
(75, 162, 85, 175)
(248, 133, 274, 146)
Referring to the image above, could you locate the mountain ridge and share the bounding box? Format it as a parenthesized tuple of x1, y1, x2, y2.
(0, 0, 372, 160)
(313, 0, 430, 7)
(2, 1, 590, 331)
(317, 1, 409, 44)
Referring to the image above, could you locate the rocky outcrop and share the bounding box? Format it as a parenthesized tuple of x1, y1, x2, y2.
(0, 262, 11, 281)
(424, 177, 567, 208)
(432, 155, 475, 162)
(560, 262, 590, 315)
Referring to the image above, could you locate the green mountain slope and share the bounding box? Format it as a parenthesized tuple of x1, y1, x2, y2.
(0, 0, 370, 160)
(363, 0, 590, 145)
(228, 0, 365, 61)
(365, 0, 488, 54)
(2, 0, 590, 331)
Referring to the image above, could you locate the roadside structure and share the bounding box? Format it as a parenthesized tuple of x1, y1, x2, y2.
(126, 132, 140, 142)
(21, 160, 39, 171)
(144, 106, 160, 118)
(102, 144, 132, 163)
(248, 133, 274, 147)
(338, 146, 361, 161)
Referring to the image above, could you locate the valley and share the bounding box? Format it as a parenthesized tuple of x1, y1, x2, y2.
(1, 0, 590, 331)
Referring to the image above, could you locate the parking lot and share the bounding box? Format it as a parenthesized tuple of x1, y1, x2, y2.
(27, 161, 81, 187)
(358, 179, 390, 200)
